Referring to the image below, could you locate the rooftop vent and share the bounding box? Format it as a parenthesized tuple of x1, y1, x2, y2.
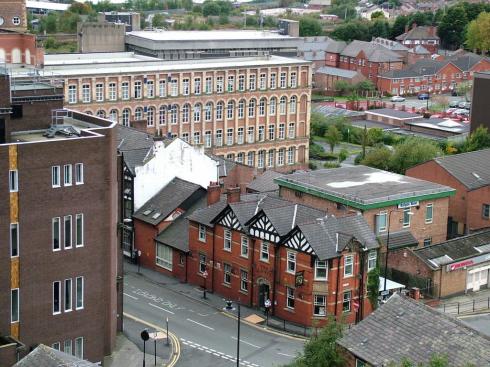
(143, 209, 152, 216)
(152, 212, 161, 219)
(43, 125, 80, 139)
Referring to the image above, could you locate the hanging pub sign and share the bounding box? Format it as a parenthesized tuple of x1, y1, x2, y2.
(295, 271, 305, 287)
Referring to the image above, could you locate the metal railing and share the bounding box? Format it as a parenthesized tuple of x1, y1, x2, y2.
(440, 296, 490, 315)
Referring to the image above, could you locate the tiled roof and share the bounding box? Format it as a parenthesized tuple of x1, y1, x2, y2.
(275, 166, 455, 209)
(14, 344, 98, 367)
(123, 148, 152, 175)
(431, 148, 490, 189)
(338, 294, 490, 366)
(413, 229, 490, 269)
(378, 230, 418, 249)
(155, 196, 208, 252)
(247, 170, 283, 193)
(324, 39, 347, 53)
(316, 66, 361, 78)
(117, 125, 153, 152)
(448, 52, 488, 72)
(133, 178, 205, 225)
(296, 215, 378, 260)
(341, 40, 402, 62)
(187, 200, 228, 227)
(395, 26, 439, 41)
(257, 204, 325, 236)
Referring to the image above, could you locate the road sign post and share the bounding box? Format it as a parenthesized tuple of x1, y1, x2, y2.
(202, 270, 208, 299)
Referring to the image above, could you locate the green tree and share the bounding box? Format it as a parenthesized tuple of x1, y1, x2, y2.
(285, 318, 344, 367)
(338, 148, 349, 163)
(324, 125, 342, 153)
(369, 19, 390, 39)
(356, 80, 375, 97)
(367, 127, 383, 145)
(44, 13, 58, 33)
(390, 14, 408, 39)
(438, 5, 468, 50)
(68, 1, 93, 14)
(331, 21, 371, 41)
(334, 80, 352, 96)
(361, 146, 392, 170)
(466, 12, 490, 54)
(203, 1, 221, 16)
(390, 138, 441, 173)
(310, 112, 329, 136)
(407, 11, 431, 27)
(456, 81, 472, 101)
(58, 12, 81, 33)
(152, 13, 166, 27)
(219, 14, 229, 24)
(371, 10, 385, 19)
(299, 17, 323, 37)
(367, 266, 380, 309)
(461, 125, 490, 152)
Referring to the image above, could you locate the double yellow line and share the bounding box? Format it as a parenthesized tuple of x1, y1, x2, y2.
(124, 312, 181, 367)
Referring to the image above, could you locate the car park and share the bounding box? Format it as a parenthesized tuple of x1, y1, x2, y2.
(391, 95, 406, 102)
(458, 101, 471, 110)
(418, 93, 430, 100)
(449, 100, 461, 108)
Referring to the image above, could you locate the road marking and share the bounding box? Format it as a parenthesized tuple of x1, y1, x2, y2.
(277, 352, 295, 357)
(123, 292, 138, 300)
(186, 318, 215, 330)
(198, 312, 209, 317)
(231, 336, 261, 349)
(149, 302, 175, 315)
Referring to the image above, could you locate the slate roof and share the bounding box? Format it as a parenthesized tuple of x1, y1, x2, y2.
(379, 230, 418, 249)
(123, 148, 152, 175)
(413, 229, 490, 270)
(117, 125, 153, 152)
(155, 196, 208, 252)
(372, 37, 409, 52)
(395, 26, 439, 41)
(316, 66, 361, 78)
(447, 52, 489, 71)
(14, 344, 98, 367)
(295, 215, 378, 260)
(133, 178, 204, 225)
(187, 200, 228, 227)
(430, 148, 490, 190)
(247, 170, 283, 193)
(338, 294, 490, 366)
(408, 45, 430, 55)
(341, 40, 402, 62)
(275, 166, 455, 209)
(366, 108, 420, 119)
(324, 39, 347, 53)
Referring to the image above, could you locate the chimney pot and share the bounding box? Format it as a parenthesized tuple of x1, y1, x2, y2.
(207, 181, 221, 206)
(226, 186, 241, 204)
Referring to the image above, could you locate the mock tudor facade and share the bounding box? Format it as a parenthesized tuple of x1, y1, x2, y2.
(35, 52, 312, 171)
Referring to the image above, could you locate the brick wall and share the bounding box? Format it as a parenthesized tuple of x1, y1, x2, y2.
(467, 187, 490, 232)
(222, 163, 256, 193)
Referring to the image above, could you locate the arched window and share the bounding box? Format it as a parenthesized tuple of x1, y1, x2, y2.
(182, 104, 190, 123)
(269, 97, 277, 116)
(135, 107, 143, 120)
(170, 105, 178, 124)
(109, 109, 118, 122)
(216, 101, 224, 121)
(227, 101, 234, 120)
(205, 102, 213, 121)
(238, 99, 245, 119)
(248, 98, 256, 118)
(147, 107, 155, 127)
(193, 103, 201, 122)
(259, 98, 266, 116)
(122, 108, 130, 126)
(96, 109, 106, 118)
(159, 106, 166, 125)
(279, 96, 287, 115)
(289, 96, 297, 114)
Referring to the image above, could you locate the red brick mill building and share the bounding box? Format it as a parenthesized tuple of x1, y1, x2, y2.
(186, 192, 379, 326)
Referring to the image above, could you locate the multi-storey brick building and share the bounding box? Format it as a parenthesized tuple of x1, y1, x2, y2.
(395, 25, 440, 54)
(275, 166, 455, 248)
(0, 29, 43, 66)
(0, 73, 120, 365)
(0, 0, 27, 32)
(378, 53, 490, 96)
(36, 52, 312, 171)
(187, 191, 378, 327)
(407, 149, 490, 238)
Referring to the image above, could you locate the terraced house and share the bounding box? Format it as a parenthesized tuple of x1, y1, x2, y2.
(34, 52, 312, 171)
(187, 191, 379, 327)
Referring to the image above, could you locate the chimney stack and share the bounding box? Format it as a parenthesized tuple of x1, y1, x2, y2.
(207, 181, 221, 206)
(226, 186, 241, 204)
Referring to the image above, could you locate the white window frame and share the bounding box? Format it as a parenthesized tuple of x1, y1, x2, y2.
(280, 72, 287, 88)
(64, 278, 72, 312)
(74, 337, 84, 359)
(64, 164, 72, 186)
(9, 170, 18, 192)
(75, 163, 84, 185)
(314, 259, 328, 280)
(10, 223, 19, 258)
(11, 288, 19, 323)
(198, 224, 206, 242)
(343, 291, 351, 312)
(95, 83, 104, 102)
(122, 82, 129, 100)
(286, 287, 295, 309)
(108, 82, 116, 101)
(240, 269, 248, 292)
(76, 276, 84, 310)
(51, 166, 61, 188)
(76, 213, 84, 248)
(241, 236, 249, 258)
(287, 251, 296, 274)
(53, 217, 61, 251)
(64, 340, 72, 355)
(344, 255, 353, 278)
(194, 77, 201, 95)
(52, 342, 61, 350)
(224, 229, 232, 251)
(425, 203, 433, 224)
(53, 281, 61, 315)
(377, 211, 387, 233)
(260, 242, 269, 262)
(313, 294, 326, 316)
(156, 243, 173, 271)
(68, 85, 77, 104)
(134, 80, 142, 99)
(82, 84, 91, 103)
(159, 80, 167, 97)
(224, 263, 231, 285)
(147, 80, 154, 98)
(403, 208, 411, 228)
(64, 215, 72, 249)
(367, 251, 377, 271)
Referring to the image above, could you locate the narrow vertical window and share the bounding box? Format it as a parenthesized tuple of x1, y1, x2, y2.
(53, 217, 61, 251)
(74, 337, 84, 359)
(198, 224, 206, 242)
(76, 214, 84, 247)
(52, 166, 60, 188)
(287, 251, 296, 273)
(224, 229, 232, 251)
(344, 255, 354, 277)
(64, 340, 72, 355)
(64, 278, 72, 312)
(64, 164, 72, 186)
(9, 170, 18, 192)
(64, 215, 72, 249)
(241, 236, 249, 258)
(53, 281, 61, 315)
(75, 163, 84, 185)
(11, 289, 19, 323)
(425, 203, 433, 224)
(76, 276, 84, 310)
(10, 223, 18, 257)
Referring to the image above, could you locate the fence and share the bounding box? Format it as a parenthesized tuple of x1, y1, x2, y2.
(441, 297, 490, 315)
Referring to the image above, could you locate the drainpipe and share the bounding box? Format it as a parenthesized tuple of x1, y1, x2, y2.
(272, 244, 279, 316)
(211, 225, 216, 293)
(250, 238, 256, 308)
(334, 257, 341, 318)
(357, 247, 366, 324)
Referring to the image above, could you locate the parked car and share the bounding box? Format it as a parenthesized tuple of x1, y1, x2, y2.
(449, 100, 462, 108)
(418, 93, 430, 100)
(451, 90, 459, 96)
(391, 95, 406, 102)
(446, 108, 458, 114)
(458, 101, 471, 110)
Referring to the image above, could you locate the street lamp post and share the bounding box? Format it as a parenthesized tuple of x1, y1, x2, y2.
(140, 329, 150, 367)
(166, 317, 169, 346)
(225, 300, 240, 367)
(202, 269, 208, 299)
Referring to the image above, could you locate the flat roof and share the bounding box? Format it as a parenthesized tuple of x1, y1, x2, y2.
(126, 30, 295, 41)
(366, 108, 422, 120)
(26, 0, 70, 11)
(275, 166, 455, 210)
(42, 53, 308, 76)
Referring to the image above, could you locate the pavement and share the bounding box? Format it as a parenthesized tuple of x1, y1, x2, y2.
(123, 262, 305, 367)
(433, 288, 490, 316)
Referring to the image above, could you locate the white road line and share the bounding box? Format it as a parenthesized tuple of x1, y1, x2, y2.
(198, 313, 209, 317)
(231, 336, 261, 349)
(213, 352, 221, 356)
(148, 303, 175, 315)
(205, 350, 212, 354)
(226, 354, 234, 359)
(180, 338, 186, 342)
(123, 293, 138, 300)
(277, 352, 295, 357)
(186, 318, 215, 330)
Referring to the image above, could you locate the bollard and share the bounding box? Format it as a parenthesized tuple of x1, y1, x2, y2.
(457, 303, 460, 314)
(443, 304, 446, 313)
(473, 299, 475, 312)
(283, 319, 286, 331)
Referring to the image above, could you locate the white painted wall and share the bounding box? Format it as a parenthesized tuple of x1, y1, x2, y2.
(133, 138, 219, 210)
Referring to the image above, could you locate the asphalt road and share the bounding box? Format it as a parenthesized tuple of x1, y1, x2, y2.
(460, 314, 490, 337)
(123, 272, 304, 367)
